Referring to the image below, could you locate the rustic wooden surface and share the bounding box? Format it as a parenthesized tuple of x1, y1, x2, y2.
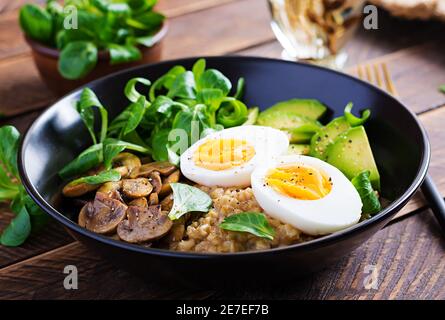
(0, 0, 444, 300)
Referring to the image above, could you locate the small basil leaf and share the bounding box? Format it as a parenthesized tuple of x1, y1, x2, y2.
(19, 4, 53, 43)
(0, 206, 31, 247)
(344, 102, 371, 127)
(58, 143, 104, 180)
(168, 183, 212, 220)
(108, 44, 142, 65)
(58, 41, 98, 80)
(69, 169, 121, 186)
(198, 69, 232, 96)
(351, 170, 382, 216)
(219, 212, 275, 240)
(124, 77, 151, 103)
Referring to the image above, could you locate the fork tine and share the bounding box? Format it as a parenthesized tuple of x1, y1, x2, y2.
(373, 64, 383, 88)
(357, 65, 364, 80)
(381, 63, 398, 96)
(365, 65, 373, 83)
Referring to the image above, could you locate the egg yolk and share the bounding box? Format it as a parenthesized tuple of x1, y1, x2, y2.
(266, 165, 332, 200)
(193, 138, 255, 171)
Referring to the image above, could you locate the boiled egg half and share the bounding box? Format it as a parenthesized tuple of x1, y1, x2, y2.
(251, 155, 362, 235)
(180, 126, 289, 187)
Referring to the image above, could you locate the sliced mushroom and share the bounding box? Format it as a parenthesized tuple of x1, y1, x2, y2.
(97, 181, 123, 201)
(129, 197, 148, 208)
(117, 205, 172, 243)
(147, 171, 162, 193)
(148, 193, 159, 205)
(78, 192, 127, 234)
(159, 169, 181, 197)
(130, 162, 176, 178)
(113, 153, 141, 175)
(160, 193, 174, 212)
(113, 166, 129, 178)
(62, 181, 100, 198)
(122, 178, 153, 198)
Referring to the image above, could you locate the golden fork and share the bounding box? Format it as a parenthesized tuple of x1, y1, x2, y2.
(355, 61, 445, 232)
(355, 62, 398, 97)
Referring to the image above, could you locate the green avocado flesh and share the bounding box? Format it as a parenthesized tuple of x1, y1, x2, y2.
(260, 99, 327, 120)
(287, 144, 310, 155)
(256, 99, 326, 143)
(309, 117, 351, 160)
(242, 107, 259, 125)
(325, 126, 381, 190)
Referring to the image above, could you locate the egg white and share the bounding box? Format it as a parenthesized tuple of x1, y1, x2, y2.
(251, 155, 363, 235)
(180, 126, 289, 187)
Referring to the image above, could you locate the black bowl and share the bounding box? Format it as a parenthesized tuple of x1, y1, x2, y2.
(19, 56, 430, 287)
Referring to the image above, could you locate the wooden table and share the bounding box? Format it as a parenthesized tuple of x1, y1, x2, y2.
(0, 0, 444, 300)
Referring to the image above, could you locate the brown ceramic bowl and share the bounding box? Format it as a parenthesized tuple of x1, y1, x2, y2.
(25, 21, 168, 96)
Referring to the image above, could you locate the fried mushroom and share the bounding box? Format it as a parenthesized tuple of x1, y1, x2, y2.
(62, 181, 100, 198)
(129, 197, 148, 208)
(148, 171, 162, 193)
(113, 153, 141, 175)
(78, 192, 127, 234)
(122, 178, 153, 198)
(148, 193, 159, 205)
(117, 205, 172, 243)
(130, 162, 176, 178)
(159, 169, 180, 197)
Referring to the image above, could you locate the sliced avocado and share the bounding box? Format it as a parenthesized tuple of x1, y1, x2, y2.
(260, 99, 327, 120)
(309, 117, 351, 160)
(256, 111, 321, 143)
(242, 107, 259, 125)
(287, 144, 310, 155)
(326, 126, 380, 190)
(288, 121, 322, 143)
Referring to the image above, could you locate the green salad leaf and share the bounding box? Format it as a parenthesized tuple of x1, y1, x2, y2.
(58, 143, 103, 180)
(216, 98, 248, 127)
(0, 126, 48, 247)
(439, 85, 445, 94)
(108, 44, 142, 65)
(0, 207, 31, 247)
(351, 170, 382, 217)
(59, 41, 98, 80)
(77, 88, 108, 144)
(219, 212, 276, 240)
(103, 138, 151, 169)
(198, 69, 232, 96)
(344, 102, 371, 127)
(124, 77, 151, 103)
(168, 183, 212, 220)
(19, 0, 165, 79)
(19, 4, 53, 44)
(69, 169, 121, 186)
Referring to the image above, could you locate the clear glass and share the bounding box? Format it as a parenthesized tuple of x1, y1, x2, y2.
(268, 0, 365, 69)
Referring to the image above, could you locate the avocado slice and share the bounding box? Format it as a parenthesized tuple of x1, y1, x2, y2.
(256, 111, 321, 143)
(309, 117, 351, 160)
(325, 126, 380, 190)
(287, 144, 310, 155)
(260, 99, 327, 120)
(242, 107, 259, 125)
